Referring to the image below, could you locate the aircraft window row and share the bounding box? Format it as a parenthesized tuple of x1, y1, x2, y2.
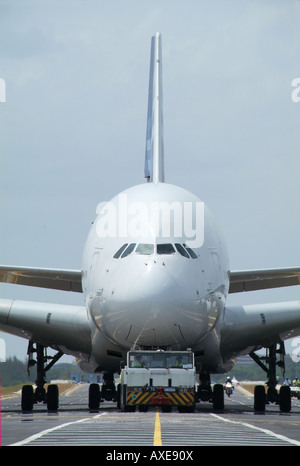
(113, 243, 198, 259)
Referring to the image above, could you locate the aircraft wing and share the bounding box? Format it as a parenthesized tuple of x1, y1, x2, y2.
(229, 267, 300, 293)
(0, 265, 82, 292)
(221, 300, 300, 362)
(0, 298, 91, 357)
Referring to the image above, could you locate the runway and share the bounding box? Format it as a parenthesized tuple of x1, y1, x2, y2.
(2, 383, 300, 447)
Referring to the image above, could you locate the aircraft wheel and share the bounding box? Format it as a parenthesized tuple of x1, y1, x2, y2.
(89, 383, 100, 410)
(279, 385, 291, 413)
(212, 384, 224, 410)
(47, 384, 59, 411)
(21, 385, 34, 412)
(254, 385, 265, 412)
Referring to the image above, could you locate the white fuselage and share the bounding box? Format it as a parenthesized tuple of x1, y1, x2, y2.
(80, 182, 230, 373)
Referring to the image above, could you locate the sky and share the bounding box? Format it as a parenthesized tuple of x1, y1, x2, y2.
(0, 0, 300, 363)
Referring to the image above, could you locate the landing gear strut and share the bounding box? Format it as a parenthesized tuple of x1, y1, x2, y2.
(88, 372, 118, 410)
(21, 341, 63, 412)
(101, 372, 118, 402)
(197, 369, 224, 410)
(250, 342, 291, 412)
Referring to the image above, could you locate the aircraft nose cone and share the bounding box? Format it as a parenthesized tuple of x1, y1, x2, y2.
(102, 261, 187, 348)
(136, 264, 181, 304)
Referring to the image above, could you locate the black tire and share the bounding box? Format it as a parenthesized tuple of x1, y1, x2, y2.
(125, 405, 136, 412)
(47, 384, 59, 411)
(162, 406, 172, 413)
(138, 405, 149, 412)
(89, 383, 100, 410)
(279, 385, 291, 413)
(117, 383, 121, 410)
(254, 385, 265, 412)
(212, 384, 224, 410)
(21, 385, 34, 411)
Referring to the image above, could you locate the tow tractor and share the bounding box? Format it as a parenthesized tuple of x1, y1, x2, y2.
(290, 385, 300, 399)
(118, 349, 196, 412)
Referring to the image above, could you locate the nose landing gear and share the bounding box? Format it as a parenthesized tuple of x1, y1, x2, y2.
(196, 370, 225, 410)
(88, 372, 118, 410)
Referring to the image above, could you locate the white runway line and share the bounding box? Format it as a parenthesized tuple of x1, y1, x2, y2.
(210, 413, 300, 446)
(9, 413, 107, 446)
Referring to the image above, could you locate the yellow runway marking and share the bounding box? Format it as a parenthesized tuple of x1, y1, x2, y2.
(64, 384, 82, 396)
(153, 408, 162, 446)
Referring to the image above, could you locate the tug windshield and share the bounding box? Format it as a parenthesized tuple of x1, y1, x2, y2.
(128, 351, 193, 369)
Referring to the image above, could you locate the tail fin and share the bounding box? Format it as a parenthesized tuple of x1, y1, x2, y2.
(144, 33, 165, 184)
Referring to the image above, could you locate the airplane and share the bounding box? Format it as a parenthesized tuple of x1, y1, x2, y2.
(1, 32, 300, 412)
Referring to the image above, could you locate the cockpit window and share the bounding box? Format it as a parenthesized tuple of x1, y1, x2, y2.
(136, 243, 154, 255)
(157, 243, 176, 255)
(113, 242, 197, 259)
(113, 243, 128, 259)
(121, 243, 136, 258)
(183, 244, 198, 259)
(175, 243, 190, 258)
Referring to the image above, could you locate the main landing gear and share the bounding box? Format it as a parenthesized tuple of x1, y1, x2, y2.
(250, 342, 291, 413)
(196, 342, 292, 413)
(20, 341, 119, 412)
(21, 342, 63, 412)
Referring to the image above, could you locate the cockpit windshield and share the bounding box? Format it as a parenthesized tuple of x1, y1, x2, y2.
(113, 243, 198, 259)
(156, 243, 175, 255)
(183, 244, 198, 259)
(121, 243, 136, 258)
(135, 243, 154, 255)
(175, 243, 190, 258)
(113, 243, 128, 258)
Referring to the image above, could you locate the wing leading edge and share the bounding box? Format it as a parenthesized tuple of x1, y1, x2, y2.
(0, 265, 82, 292)
(1, 265, 300, 295)
(229, 267, 300, 293)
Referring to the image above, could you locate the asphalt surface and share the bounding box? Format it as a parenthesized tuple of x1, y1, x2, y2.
(1, 383, 300, 448)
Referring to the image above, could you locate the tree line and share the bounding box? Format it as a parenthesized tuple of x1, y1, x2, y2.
(213, 354, 300, 384)
(1, 354, 299, 387)
(0, 357, 86, 387)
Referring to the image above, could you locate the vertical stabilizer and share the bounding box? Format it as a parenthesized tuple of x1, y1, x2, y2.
(144, 33, 165, 184)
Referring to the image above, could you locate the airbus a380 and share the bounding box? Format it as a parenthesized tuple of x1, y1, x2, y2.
(1, 33, 300, 412)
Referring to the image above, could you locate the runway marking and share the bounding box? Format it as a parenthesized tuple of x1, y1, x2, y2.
(153, 408, 162, 446)
(211, 413, 300, 446)
(64, 384, 83, 397)
(6, 405, 300, 446)
(235, 385, 253, 397)
(9, 413, 107, 446)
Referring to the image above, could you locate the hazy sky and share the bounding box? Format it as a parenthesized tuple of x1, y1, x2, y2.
(0, 0, 300, 361)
